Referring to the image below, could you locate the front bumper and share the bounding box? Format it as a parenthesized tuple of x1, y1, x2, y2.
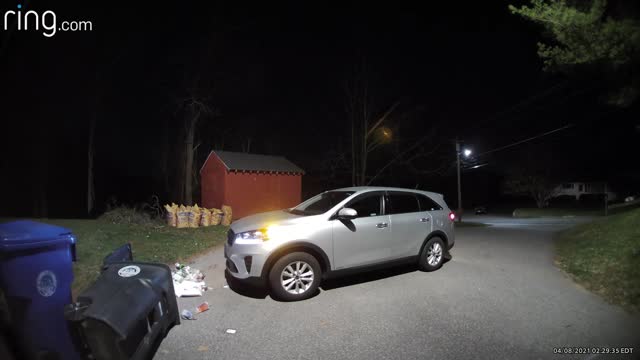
(224, 241, 268, 280)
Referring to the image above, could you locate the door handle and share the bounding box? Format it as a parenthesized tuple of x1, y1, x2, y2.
(376, 223, 388, 228)
(419, 218, 430, 222)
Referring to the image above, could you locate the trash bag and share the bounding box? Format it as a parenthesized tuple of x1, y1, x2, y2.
(190, 204, 201, 228)
(210, 208, 223, 226)
(176, 205, 190, 228)
(221, 205, 232, 226)
(200, 208, 212, 227)
(164, 203, 178, 227)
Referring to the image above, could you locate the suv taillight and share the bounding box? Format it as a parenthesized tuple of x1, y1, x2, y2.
(449, 212, 456, 221)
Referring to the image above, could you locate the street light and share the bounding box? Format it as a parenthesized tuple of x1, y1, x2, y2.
(455, 141, 472, 222)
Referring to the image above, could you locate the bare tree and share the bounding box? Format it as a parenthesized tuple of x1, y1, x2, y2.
(33, 149, 48, 218)
(180, 97, 211, 205)
(87, 115, 96, 214)
(505, 172, 559, 208)
(344, 62, 399, 185)
(366, 130, 447, 185)
(86, 38, 133, 215)
(314, 147, 351, 188)
(241, 137, 252, 153)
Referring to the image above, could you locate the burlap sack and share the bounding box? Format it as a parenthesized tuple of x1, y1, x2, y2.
(176, 205, 189, 228)
(221, 205, 233, 226)
(200, 208, 212, 227)
(164, 203, 178, 227)
(210, 208, 223, 225)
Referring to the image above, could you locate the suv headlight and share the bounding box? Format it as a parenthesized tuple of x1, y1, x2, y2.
(235, 229, 269, 244)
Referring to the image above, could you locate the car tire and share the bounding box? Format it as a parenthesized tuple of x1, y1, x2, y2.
(418, 237, 445, 272)
(269, 252, 321, 301)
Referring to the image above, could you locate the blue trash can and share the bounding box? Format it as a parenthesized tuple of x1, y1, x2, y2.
(0, 220, 79, 360)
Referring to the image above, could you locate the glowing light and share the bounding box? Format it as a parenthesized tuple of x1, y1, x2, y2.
(266, 225, 282, 240)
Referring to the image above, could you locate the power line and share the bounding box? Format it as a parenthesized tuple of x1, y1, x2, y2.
(475, 123, 575, 157)
(464, 81, 569, 134)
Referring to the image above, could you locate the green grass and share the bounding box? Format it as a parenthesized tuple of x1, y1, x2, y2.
(609, 200, 640, 214)
(513, 208, 603, 218)
(37, 219, 228, 294)
(555, 208, 640, 312)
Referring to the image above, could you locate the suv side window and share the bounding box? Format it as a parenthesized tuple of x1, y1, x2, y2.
(417, 195, 443, 211)
(386, 193, 420, 215)
(345, 193, 382, 218)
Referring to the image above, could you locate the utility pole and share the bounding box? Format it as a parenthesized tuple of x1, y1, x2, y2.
(456, 139, 462, 222)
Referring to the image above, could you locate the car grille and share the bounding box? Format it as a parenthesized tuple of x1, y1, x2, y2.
(227, 229, 235, 246)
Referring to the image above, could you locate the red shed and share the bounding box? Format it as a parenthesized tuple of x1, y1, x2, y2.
(200, 150, 305, 220)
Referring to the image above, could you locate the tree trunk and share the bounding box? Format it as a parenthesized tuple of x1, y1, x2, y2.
(34, 152, 48, 218)
(360, 112, 367, 186)
(160, 117, 171, 199)
(184, 117, 196, 205)
(351, 110, 356, 186)
(241, 138, 252, 153)
(87, 115, 96, 215)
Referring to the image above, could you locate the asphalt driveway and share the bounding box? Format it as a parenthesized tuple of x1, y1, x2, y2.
(156, 216, 640, 360)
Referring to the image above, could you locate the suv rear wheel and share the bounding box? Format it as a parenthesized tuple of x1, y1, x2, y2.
(269, 252, 321, 301)
(418, 237, 445, 271)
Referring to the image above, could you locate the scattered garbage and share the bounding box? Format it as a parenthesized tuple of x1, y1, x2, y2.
(180, 302, 210, 321)
(181, 309, 195, 320)
(174, 281, 206, 297)
(172, 263, 207, 297)
(225, 329, 236, 334)
(196, 302, 209, 313)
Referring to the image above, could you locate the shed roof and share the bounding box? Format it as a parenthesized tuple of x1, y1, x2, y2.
(202, 150, 305, 174)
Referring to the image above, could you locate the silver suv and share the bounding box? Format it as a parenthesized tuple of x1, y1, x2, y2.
(224, 186, 455, 301)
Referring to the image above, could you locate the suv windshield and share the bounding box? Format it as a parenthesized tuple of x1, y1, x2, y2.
(289, 191, 354, 215)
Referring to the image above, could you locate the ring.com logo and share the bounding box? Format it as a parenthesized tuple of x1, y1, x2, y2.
(3, 3, 92, 38)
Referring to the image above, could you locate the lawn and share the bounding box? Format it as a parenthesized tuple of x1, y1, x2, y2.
(512, 207, 603, 218)
(555, 208, 640, 312)
(513, 200, 640, 218)
(37, 219, 228, 294)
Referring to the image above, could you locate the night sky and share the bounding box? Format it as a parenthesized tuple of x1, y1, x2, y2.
(1, 1, 638, 217)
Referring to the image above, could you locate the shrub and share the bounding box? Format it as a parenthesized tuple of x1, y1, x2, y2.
(99, 206, 161, 226)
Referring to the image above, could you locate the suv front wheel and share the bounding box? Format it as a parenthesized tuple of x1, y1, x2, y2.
(418, 237, 445, 272)
(269, 252, 321, 301)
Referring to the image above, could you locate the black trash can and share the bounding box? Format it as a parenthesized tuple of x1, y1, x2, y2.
(0, 220, 79, 360)
(65, 262, 180, 360)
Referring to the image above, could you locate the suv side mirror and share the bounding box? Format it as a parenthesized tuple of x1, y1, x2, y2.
(337, 208, 357, 219)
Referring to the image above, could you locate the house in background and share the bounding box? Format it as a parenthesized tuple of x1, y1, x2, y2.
(200, 150, 305, 219)
(553, 182, 617, 201)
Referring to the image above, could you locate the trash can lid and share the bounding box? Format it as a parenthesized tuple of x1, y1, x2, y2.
(0, 220, 75, 252)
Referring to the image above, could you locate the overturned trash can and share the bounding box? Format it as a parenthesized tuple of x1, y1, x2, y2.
(65, 261, 180, 360)
(0, 220, 80, 360)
